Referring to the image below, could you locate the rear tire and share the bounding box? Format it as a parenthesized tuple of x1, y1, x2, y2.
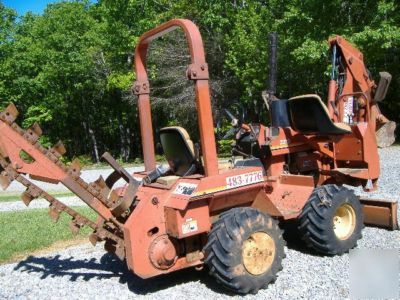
(298, 184, 363, 255)
(204, 207, 285, 294)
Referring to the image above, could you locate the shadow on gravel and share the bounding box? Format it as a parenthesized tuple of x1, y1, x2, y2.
(14, 252, 231, 295)
(280, 220, 324, 257)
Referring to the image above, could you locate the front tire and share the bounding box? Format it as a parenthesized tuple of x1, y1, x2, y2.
(204, 207, 285, 294)
(298, 184, 363, 255)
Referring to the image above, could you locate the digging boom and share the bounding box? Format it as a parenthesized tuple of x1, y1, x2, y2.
(0, 103, 133, 259)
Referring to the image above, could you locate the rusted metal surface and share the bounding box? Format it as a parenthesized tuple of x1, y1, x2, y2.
(148, 235, 178, 270)
(359, 197, 399, 230)
(123, 183, 205, 278)
(165, 200, 210, 238)
(265, 175, 315, 219)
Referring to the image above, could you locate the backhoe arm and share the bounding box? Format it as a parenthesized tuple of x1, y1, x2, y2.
(327, 36, 395, 146)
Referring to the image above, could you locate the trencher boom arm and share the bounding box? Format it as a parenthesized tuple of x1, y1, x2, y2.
(0, 103, 138, 259)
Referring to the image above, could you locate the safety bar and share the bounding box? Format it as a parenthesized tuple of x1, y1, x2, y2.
(133, 19, 218, 176)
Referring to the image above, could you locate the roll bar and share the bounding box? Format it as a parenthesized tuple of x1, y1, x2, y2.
(133, 19, 218, 176)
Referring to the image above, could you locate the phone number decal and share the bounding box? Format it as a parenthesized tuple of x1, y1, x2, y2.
(226, 171, 263, 188)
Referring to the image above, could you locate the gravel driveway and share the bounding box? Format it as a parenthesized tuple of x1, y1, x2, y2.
(1, 147, 399, 299)
(5, 166, 144, 193)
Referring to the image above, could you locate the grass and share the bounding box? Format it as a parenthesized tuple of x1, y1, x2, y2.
(0, 191, 75, 203)
(82, 161, 142, 170)
(73, 154, 167, 170)
(0, 207, 96, 263)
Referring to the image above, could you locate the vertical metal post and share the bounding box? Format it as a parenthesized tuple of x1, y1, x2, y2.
(327, 43, 338, 120)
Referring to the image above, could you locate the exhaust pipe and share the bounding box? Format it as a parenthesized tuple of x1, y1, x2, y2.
(267, 32, 278, 98)
(264, 32, 290, 128)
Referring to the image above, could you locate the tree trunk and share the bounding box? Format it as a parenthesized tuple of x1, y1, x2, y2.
(118, 117, 130, 162)
(89, 127, 100, 163)
(83, 121, 100, 163)
(126, 126, 133, 160)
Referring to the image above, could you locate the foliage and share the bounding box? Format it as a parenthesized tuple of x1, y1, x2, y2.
(0, 0, 398, 162)
(218, 139, 233, 157)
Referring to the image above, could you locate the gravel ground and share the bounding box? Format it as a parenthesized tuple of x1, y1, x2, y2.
(0, 147, 399, 299)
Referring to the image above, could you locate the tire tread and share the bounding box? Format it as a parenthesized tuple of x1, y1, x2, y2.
(204, 208, 285, 294)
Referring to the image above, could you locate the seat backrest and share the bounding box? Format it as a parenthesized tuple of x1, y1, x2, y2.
(159, 126, 198, 176)
(288, 94, 351, 135)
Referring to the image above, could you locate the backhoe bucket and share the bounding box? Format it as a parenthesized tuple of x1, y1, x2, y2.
(360, 197, 398, 230)
(376, 121, 396, 148)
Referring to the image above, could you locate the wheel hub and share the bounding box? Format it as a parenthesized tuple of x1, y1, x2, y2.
(333, 203, 356, 240)
(242, 231, 275, 275)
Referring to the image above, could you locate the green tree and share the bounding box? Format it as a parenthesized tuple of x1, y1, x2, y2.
(0, 3, 16, 102)
(0, 0, 398, 163)
(3, 2, 108, 161)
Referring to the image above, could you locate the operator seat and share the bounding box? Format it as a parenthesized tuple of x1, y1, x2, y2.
(159, 126, 201, 176)
(288, 94, 351, 135)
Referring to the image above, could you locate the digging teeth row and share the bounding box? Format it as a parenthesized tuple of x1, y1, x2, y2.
(24, 122, 42, 143)
(0, 103, 19, 124)
(49, 205, 61, 222)
(0, 154, 124, 251)
(21, 185, 42, 206)
(51, 140, 67, 157)
(69, 219, 82, 235)
(0, 103, 116, 210)
(0, 104, 70, 165)
(0, 170, 13, 190)
(0, 103, 126, 259)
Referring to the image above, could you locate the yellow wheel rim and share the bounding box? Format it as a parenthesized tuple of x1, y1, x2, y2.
(333, 204, 356, 240)
(242, 232, 276, 275)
